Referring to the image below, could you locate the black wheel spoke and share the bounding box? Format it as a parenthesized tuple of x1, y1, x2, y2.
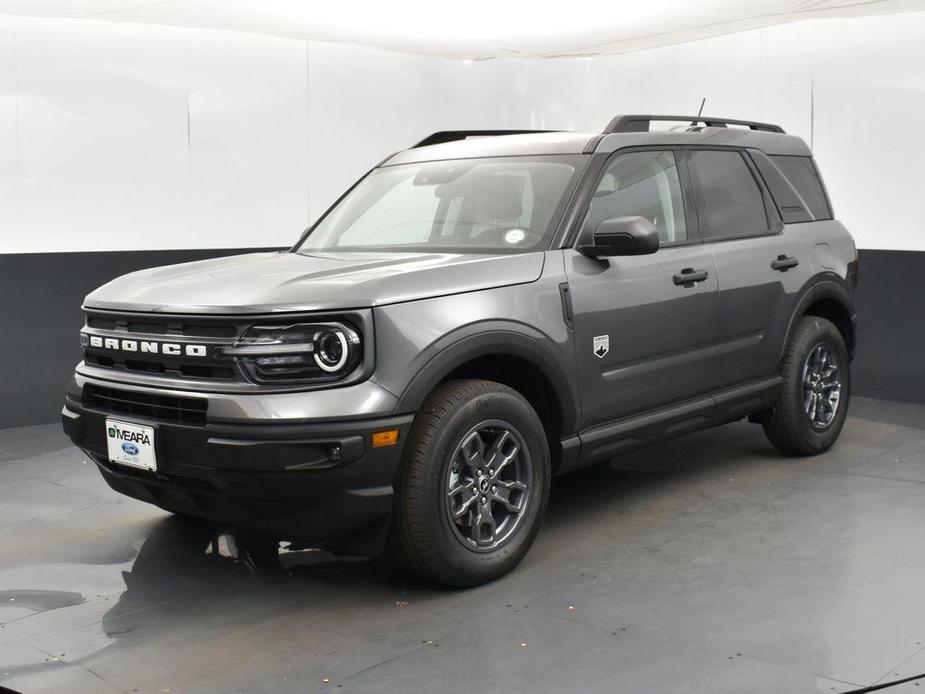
(495, 478, 527, 492)
(452, 491, 479, 521)
(491, 487, 522, 514)
(460, 431, 486, 472)
(471, 502, 497, 546)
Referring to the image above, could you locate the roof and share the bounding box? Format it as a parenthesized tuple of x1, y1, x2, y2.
(597, 129, 812, 157)
(382, 116, 813, 165)
(383, 132, 597, 166)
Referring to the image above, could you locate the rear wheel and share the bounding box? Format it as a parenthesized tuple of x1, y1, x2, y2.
(393, 379, 550, 587)
(763, 316, 850, 455)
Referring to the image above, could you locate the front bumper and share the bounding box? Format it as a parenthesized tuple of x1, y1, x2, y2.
(62, 375, 413, 554)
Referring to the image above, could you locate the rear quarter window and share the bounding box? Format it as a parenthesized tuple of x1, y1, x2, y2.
(768, 155, 833, 222)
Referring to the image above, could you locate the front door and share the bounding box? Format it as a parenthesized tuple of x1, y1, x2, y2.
(564, 149, 718, 431)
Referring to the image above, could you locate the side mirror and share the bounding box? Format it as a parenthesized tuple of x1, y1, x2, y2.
(581, 216, 660, 257)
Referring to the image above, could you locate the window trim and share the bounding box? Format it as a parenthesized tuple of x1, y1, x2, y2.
(682, 146, 783, 245)
(570, 145, 701, 250)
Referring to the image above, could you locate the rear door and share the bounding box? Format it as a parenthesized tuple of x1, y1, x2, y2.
(684, 148, 813, 388)
(565, 149, 718, 430)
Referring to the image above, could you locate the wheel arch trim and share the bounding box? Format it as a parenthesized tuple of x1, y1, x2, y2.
(393, 325, 579, 437)
(780, 276, 856, 364)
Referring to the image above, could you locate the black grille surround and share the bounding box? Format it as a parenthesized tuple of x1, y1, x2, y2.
(78, 307, 376, 394)
(84, 384, 208, 426)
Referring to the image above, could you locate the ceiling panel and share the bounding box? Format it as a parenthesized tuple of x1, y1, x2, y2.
(2, 0, 925, 58)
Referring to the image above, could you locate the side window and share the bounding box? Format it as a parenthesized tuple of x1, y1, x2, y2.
(587, 151, 687, 245)
(687, 150, 770, 240)
(750, 151, 813, 224)
(769, 155, 832, 220)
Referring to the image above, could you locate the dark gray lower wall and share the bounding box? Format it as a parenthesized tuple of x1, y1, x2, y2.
(0, 248, 922, 429)
(850, 249, 925, 403)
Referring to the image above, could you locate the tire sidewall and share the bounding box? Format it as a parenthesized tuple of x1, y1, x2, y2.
(405, 384, 550, 585)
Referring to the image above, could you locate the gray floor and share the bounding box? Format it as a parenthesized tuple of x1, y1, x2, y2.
(2, 398, 925, 694)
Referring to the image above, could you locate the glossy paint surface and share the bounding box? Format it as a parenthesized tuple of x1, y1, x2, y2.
(83, 250, 546, 313)
(710, 227, 815, 388)
(565, 246, 719, 427)
(69, 371, 398, 422)
(370, 254, 577, 420)
(3, 397, 925, 693)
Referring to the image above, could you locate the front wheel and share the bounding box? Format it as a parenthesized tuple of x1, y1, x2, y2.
(763, 316, 850, 456)
(393, 379, 550, 587)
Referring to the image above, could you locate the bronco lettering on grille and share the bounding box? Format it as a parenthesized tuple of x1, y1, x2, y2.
(84, 334, 208, 358)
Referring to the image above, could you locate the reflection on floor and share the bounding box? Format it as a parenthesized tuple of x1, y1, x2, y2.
(2, 397, 925, 694)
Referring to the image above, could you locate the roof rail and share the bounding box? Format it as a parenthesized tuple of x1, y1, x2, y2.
(604, 115, 785, 134)
(413, 130, 555, 148)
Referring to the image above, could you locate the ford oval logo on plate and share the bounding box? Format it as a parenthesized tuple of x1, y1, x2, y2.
(122, 442, 140, 456)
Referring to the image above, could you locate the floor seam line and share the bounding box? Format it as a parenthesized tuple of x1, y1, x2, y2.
(839, 471, 925, 485)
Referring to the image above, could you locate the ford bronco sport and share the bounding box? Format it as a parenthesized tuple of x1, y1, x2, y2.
(62, 114, 857, 586)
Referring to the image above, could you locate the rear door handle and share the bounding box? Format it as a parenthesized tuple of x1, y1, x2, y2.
(673, 268, 709, 285)
(771, 255, 799, 271)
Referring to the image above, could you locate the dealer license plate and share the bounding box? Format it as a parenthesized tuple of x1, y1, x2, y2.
(105, 419, 157, 471)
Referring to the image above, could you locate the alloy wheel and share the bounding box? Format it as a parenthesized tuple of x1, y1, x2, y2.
(444, 420, 532, 552)
(801, 342, 842, 429)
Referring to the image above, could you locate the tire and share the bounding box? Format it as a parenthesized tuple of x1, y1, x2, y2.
(763, 316, 850, 456)
(393, 379, 551, 587)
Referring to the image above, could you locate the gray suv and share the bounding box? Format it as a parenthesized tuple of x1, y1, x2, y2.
(62, 114, 857, 586)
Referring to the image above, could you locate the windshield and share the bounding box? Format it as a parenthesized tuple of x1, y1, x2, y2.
(297, 155, 583, 254)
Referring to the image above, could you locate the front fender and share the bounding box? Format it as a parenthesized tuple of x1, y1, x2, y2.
(392, 323, 579, 436)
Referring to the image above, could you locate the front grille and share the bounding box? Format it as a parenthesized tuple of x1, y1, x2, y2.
(84, 353, 236, 380)
(82, 310, 244, 383)
(86, 315, 237, 338)
(84, 384, 208, 426)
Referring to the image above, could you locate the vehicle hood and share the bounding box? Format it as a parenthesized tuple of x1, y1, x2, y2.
(84, 250, 546, 314)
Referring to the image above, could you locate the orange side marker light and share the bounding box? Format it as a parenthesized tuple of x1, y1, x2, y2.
(371, 429, 399, 448)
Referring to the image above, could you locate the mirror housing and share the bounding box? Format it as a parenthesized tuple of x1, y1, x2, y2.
(581, 216, 660, 257)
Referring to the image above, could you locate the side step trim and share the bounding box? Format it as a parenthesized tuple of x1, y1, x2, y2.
(557, 376, 782, 475)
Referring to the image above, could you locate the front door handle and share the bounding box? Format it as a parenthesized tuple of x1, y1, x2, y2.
(673, 268, 709, 285)
(771, 255, 799, 271)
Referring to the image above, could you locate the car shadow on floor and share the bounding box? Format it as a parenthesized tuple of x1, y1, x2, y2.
(99, 422, 785, 636)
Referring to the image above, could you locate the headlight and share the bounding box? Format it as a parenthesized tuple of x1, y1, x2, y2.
(221, 322, 362, 385)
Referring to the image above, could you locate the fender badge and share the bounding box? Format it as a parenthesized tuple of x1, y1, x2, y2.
(593, 335, 609, 359)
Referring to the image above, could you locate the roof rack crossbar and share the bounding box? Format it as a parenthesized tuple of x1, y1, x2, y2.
(413, 130, 555, 148)
(604, 115, 785, 134)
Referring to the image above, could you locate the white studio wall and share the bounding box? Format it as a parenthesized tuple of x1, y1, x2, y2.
(2, 10, 925, 255)
(306, 16, 925, 254)
(0, 15, 310, 254)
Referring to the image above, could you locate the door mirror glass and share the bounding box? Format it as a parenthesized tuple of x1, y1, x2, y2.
(582, 216, 660, 257)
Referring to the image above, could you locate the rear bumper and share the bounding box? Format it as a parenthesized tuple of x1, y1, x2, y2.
(62, 377, 413, 554)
